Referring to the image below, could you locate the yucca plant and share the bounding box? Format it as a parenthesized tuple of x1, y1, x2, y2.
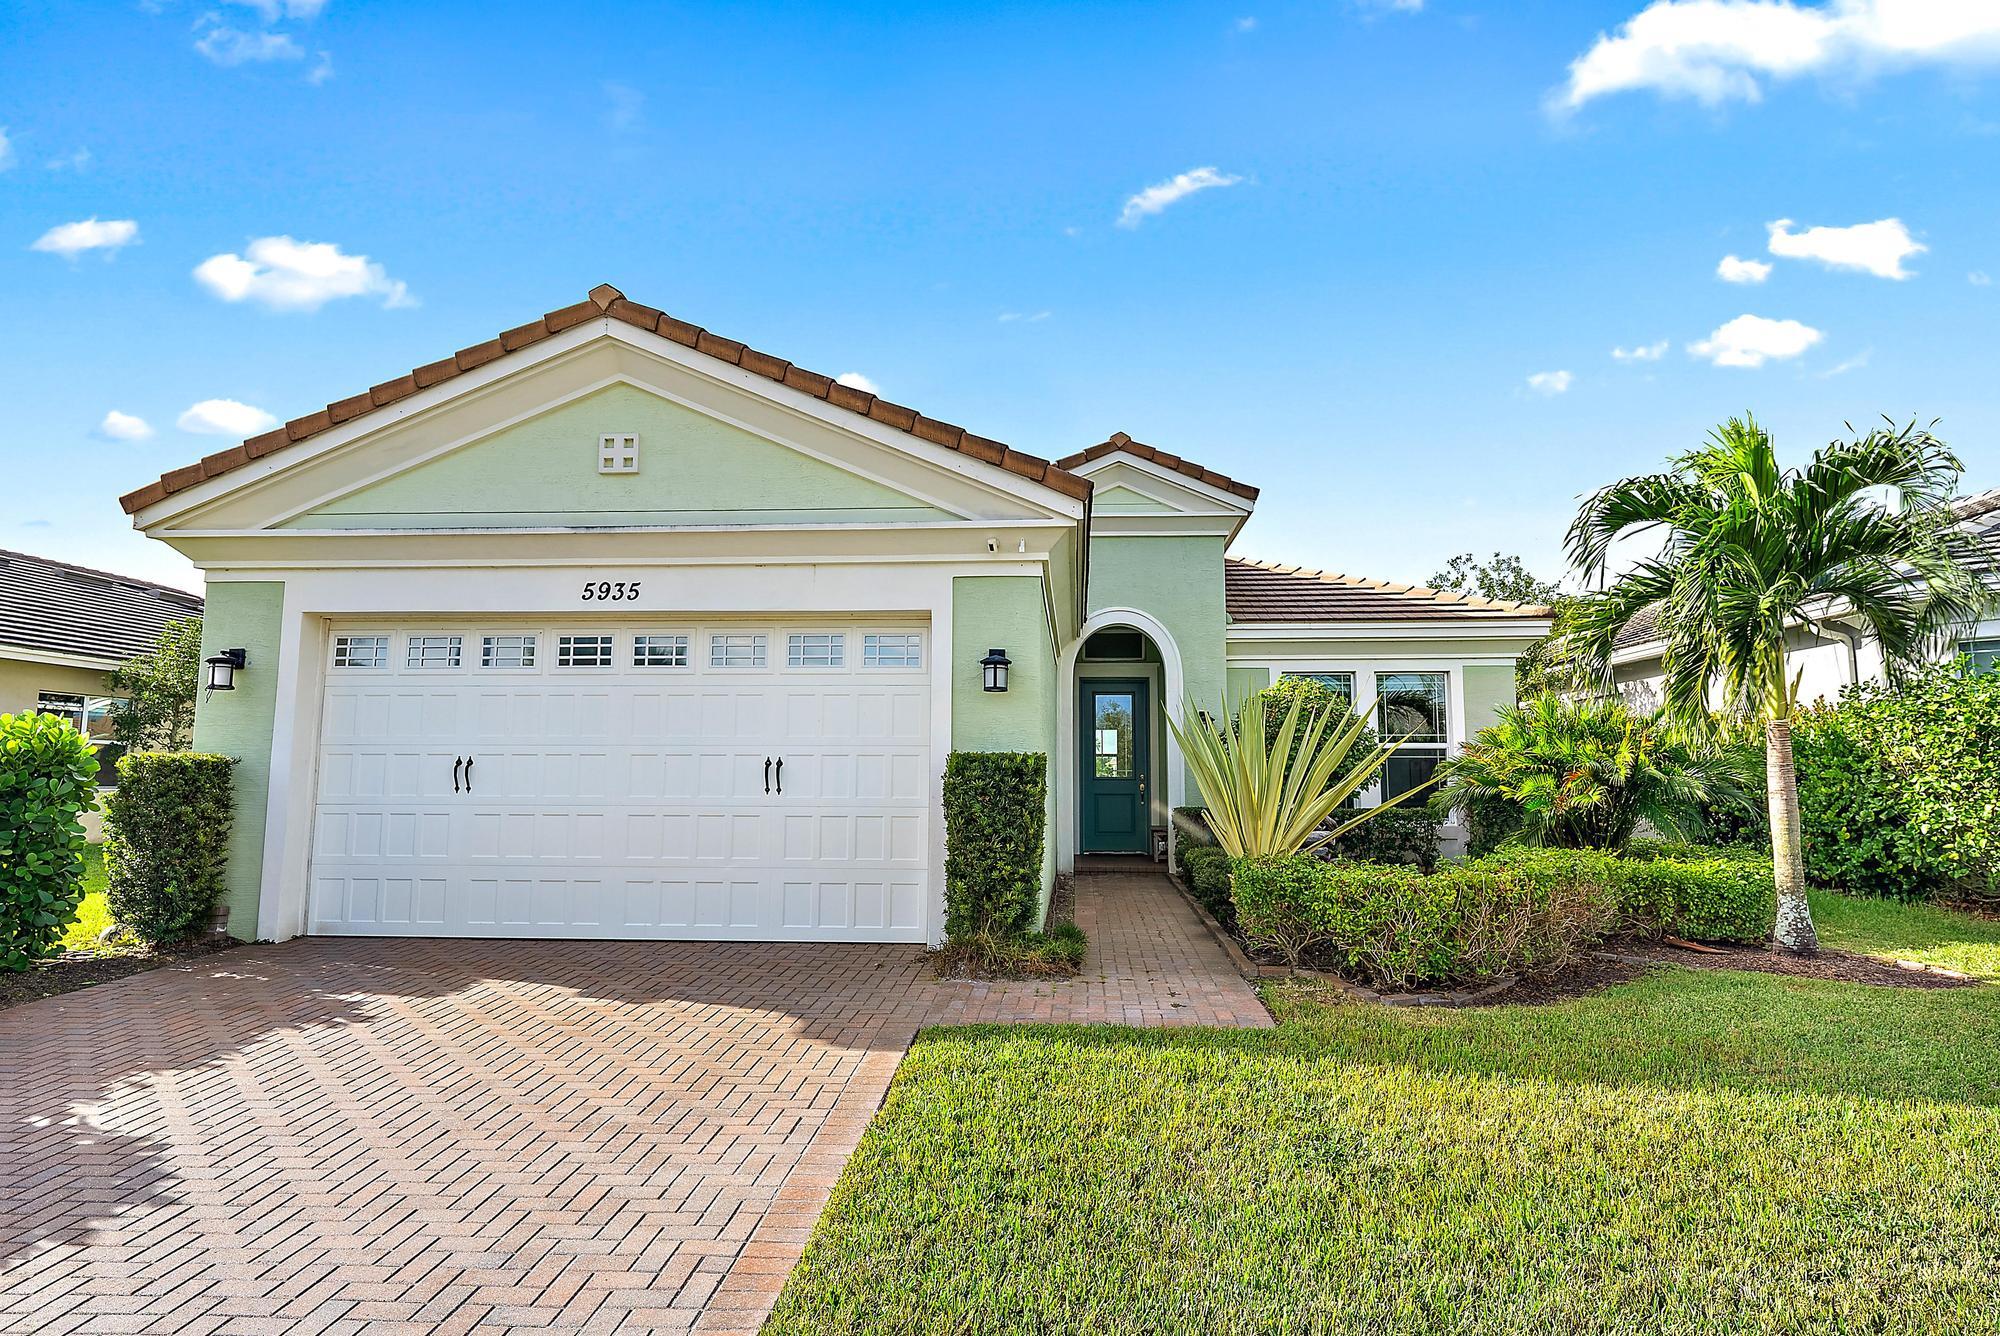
(1170, 687, 1406, 859)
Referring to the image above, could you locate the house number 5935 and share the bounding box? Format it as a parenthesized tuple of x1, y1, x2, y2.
(581, 580, 641, 602)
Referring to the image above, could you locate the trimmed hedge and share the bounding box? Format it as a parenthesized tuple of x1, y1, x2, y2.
(0, 711, 101, 971)
(941, 751, 1047, 940)
(103, 752, 236, 945)
(1231, 843, 1775, 985)
(1180, 845, 1235, 926)
(1323, 806, 1442, 872)
(1233, 854, 1615, 986)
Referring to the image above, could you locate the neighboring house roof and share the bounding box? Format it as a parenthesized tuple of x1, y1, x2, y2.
(1612, 489, 2000, 656)
(1225, 557, 1551, 623)
(119, 284, 1091, 515)
(0, 549, 204, 666)
(1055, 432, 1261, 503)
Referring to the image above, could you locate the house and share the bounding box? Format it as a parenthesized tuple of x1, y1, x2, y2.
(121, 285, 1550, 945)
(0, 548, 205, 834)
(1611, 488, 2000, 706)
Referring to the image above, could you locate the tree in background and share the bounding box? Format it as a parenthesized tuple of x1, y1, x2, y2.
(1430, 552, 1574, 697)
(1564, 416, 1988, 953)
(107, 617, 202, 753)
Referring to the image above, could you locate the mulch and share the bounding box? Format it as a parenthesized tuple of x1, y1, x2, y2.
(0, 938, 241, 1013)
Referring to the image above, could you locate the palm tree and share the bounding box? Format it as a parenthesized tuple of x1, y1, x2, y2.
(1565, 415, 1988, 953)
(1432, 693, 1756, 853)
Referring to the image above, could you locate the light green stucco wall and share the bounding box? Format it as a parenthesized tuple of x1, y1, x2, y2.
(951, 574, 1060, 920)
(1461, 663, 1517, 738)
(288, 383, 953, 529)
(190, 582, 284, 940)
(0, 655, 114, 718)
(1087, 534, 1228, 798)
(1225, 664, 1271, 710)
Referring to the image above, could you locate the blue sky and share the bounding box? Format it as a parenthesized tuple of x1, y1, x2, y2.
(3, 0, 1997, 594)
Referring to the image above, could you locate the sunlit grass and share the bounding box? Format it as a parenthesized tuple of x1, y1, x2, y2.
(1812, 888, 2000, 980)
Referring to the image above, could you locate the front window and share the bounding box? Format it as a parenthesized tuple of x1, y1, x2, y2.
(1961, 638, 2000, 675)
(1375, 671, 1448, 801)
(1281, 671, 1355, 702)
(1093, 692, 1136, 779)
(38, 692, 124, 786)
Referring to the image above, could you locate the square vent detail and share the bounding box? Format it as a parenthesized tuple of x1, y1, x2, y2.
(598, 433, 640, 474)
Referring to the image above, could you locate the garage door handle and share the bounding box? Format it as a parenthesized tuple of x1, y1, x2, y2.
(464, 757, 474, 793)
(453, 757, 463, 793)
(764, 757, 772, 794)
(775, 757, 783, 795)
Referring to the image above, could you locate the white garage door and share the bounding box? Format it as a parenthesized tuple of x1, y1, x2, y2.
(306, 622, 932, 941)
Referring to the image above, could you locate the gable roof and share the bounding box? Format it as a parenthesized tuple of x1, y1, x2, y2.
(0, 549, 204, 666)
(1055, 432, 1260, 502)
(120, 284, 1091, 516)
(1226, 557, 1550, 623)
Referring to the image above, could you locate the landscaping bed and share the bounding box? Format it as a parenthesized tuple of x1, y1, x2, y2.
(0, 936, 238, 1012)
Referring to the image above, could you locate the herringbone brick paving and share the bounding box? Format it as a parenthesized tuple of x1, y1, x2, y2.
(0, 872, 1265, 1333)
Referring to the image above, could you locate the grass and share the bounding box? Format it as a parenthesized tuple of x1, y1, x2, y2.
(768, 894, 2000, 1335)
(59, 846, 114, 951)
(1813, 888, 2000, 980)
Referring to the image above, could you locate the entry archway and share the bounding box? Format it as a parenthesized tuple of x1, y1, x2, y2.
(1057, 607, 1186, 871)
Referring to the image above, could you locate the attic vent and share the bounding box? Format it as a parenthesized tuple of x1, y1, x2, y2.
(599, 433, 639, 474)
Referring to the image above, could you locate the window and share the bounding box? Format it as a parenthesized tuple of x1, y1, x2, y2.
(1961, 637, 2000, 675)
(598, 433, 639, 474)
(406, 636, 463, 669)
(633, 634, 690, 668)
(1376, 671, 1448, 801)
(557, 634, 615, 667)
(787, 633, 845, 668)
(1281, 671, 1355, 702)
(332, 635, 389, 669)
(38, 692, 123, 786)
(863, 633, 923, 668)
(710, 633, 767, 668)
(481, 634, 537, 669)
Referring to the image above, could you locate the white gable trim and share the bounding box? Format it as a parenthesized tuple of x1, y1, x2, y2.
(1066, 451, 1253, 541)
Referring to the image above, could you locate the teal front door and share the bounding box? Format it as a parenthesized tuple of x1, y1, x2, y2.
(1080, 679, 1150, 853)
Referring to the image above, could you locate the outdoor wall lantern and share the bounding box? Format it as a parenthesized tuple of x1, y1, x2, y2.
(980, 647, 1012, 693)
(205, 648, 248, 692)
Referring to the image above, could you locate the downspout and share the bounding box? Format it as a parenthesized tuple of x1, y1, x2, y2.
(1829, 619, 1866, 688)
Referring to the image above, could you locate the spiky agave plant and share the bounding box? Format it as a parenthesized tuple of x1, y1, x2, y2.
(1170, 687, 1407, 859)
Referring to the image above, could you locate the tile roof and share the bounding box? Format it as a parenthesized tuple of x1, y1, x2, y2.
(1054, 432, 1260, 502)
(119, 284, 1091, 515)
(0, 549, 204, 666)
(1225, 557, 1551, 624)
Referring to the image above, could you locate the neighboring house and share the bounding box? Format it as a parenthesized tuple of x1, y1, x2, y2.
(121, 285, 1549, 946)
(1610, 488, 2000, 706)
(0, 548, 205, 835)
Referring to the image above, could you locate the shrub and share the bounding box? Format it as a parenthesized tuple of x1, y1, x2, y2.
(0, 712, 101, 972)
(1231, 853, 1616, 986)
(1322, 806, 1442, 871)
(103, 752, 236, 945)
(1180, 845, 1235, 927)
(1793, 664, 2000, 902)
(1483, 844, 1773, 944)
(941, 751, 1047, 939)
(1171, 806, 1215, 880)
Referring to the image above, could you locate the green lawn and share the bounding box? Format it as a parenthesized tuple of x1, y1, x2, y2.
(1812, 889, 2000, 980)
(60, 846, 114, 951)
(768, 894, 2000, 1335)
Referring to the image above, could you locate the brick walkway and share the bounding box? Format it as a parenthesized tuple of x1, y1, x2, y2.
(0, 872, 1265, 1334)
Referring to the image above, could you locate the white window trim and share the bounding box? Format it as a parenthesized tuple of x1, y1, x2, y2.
(785, 631, 849, 670)
(554, 632, 619, 670)
(859, 630, 927, 672)
(707, 630, 772, 672)
(479, 633, 540, 672)
(330, 633, 392, 671)
(405, 634, 466, 671)
(631, 633, 693, 669)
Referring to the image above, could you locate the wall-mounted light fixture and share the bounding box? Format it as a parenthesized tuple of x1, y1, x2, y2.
(980, 647, 1012, 693)
(205, 648, 248, 692)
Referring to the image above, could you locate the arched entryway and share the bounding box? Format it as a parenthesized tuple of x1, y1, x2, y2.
(1056, 608, 1186, 871)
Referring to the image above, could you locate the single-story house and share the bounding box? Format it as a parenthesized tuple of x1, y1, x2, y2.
(1611, 487, 2000, 706)
(121, 285, 1549, 945)
(1, 548, 205, 835)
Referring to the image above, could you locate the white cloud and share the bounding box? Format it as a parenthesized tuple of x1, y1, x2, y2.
(1767, 216, 1925, 279)
(1972, 270, 1993, 286)
(31, 217, 140, 258)
(194, 236, 414, 311)
(308, 50, 334, 84)
(45, 147, 91, 171)
(177, 399, 279, 436)
(96, 411, 155, 442)
(1527, 369, 1574, 395)
(998, 310, 1052, 323)
(195, 23, 305, 65)
(1717, 253, 1772, 283)
(604, 81, 644, 131)
(1687, 313, 1823, 367)
(1819, 348, 1872, 377)
(1117, 166, 1243, 228)
(0, 127, 13, 171)
(225, 0, 329, 18)
(1235, 16, 1258, 32)
(834, 372, 880, 395)
(1557, 0, 2000, 110)
(1612, 339, 1669, 361)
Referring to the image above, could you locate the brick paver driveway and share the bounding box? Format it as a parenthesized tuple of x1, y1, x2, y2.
(0, 873, 1264, 1334)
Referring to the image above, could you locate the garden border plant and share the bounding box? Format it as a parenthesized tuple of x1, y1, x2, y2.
(103, 752, 236, 945)
(0, 711, 101, 973)
(935, 750, 1084, 978)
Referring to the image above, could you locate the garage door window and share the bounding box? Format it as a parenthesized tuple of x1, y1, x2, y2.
(633, 634, 690, 667)
(557, 635, 615, 668)
(407, 636, 463, 669)
(481, 634, 537, 669)
(863, 633, 923, 668)
(332, 635, 388, 669)
(710, 633, 767, 668)
(787, 633, 845, 668)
